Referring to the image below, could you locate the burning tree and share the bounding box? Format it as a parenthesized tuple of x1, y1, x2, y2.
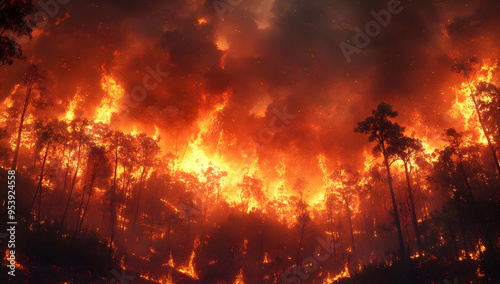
(355, 102, 406, 259)
(28, 119, 67, 221)
(2, 2, 500, 282)
(0, 0, 36, 66)
(10, 64, 50, 171)
(452, 56, 500, 177)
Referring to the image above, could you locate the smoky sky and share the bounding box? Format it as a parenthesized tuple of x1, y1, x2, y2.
(1, 0, 500, 179)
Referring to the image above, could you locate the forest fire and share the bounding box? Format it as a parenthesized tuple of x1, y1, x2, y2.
(1, 0, 500, 283)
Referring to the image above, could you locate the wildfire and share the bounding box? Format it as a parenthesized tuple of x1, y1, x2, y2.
(94, 75, 124, 124)
(263, 252, 271, 264)
(0, 84, 18, 117)
(2, 1, 500, 283)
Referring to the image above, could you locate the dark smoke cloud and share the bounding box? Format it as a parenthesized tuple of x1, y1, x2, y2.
(1, 0, 500, 179)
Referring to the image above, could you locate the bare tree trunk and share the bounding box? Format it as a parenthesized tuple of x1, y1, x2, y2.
(329, 211, 336, 262)
(12, 85, 32, 170)
(457, 143, 500, 280)
(467, 80, 500, 177)
(28, 141, 50, 221)
(133, 166, 147, 229)
(337, 212, 345, 261)
(344, 198, 355, 254)
(295, 219, 306, 284)
(383, 155, 405, 260)
(403, 161, 423, 254)
(48, 152, 71, 217)
(75, 170, 89, 232)
(110, 146, 118, 249)
(458, 204, 469, 260)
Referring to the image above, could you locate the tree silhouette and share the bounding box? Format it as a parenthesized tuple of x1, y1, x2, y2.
(329, 169, 359, 256)
(292, 179, 310, 282)
(132, 134, 160, 230)
(28, 119, 66, 221)
(388, 135, 424, 254)
(60, 118, 90, 228)
(238, 175, 264, 212)
(452, 56, 500, 177)
(11, 64, 50, 170)
(325, 186, 342, 262)
(76, 145, 109, 233)
(444, 128, 500, 280)
(355, 102, 406, 259)
(0, 0, 36, 66)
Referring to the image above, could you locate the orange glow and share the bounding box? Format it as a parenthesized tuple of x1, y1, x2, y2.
(330, 264, 350, 282)
(449, 61, 497, 145)
(94, 75, 124, 124)
(177, 237, 200, 279)
(62, 88, 83, 121)
(3, 3, 500, 282)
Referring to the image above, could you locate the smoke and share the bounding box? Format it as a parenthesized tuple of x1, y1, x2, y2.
(1, 0, 499, 191)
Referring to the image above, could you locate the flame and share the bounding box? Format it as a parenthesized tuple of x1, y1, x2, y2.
(94, 75, 124, 124)
(1, 86, 17, 109)
(216, 35, 229, 51)
(167, 252, 174, 267)
(3, 249, 24, 270)
(177, 237, 200, 279)
(318, 154, 332, 188)
(62, 88, 83, 121)
(172, 91, 262, 205)
(448, 61, 497, 145)
(325, 264, 350, 283)
(263, 252, 270, 264)
(235, 268, 245, 284)
(140, 271, 174, 284)
(153, 125, 161, 141)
